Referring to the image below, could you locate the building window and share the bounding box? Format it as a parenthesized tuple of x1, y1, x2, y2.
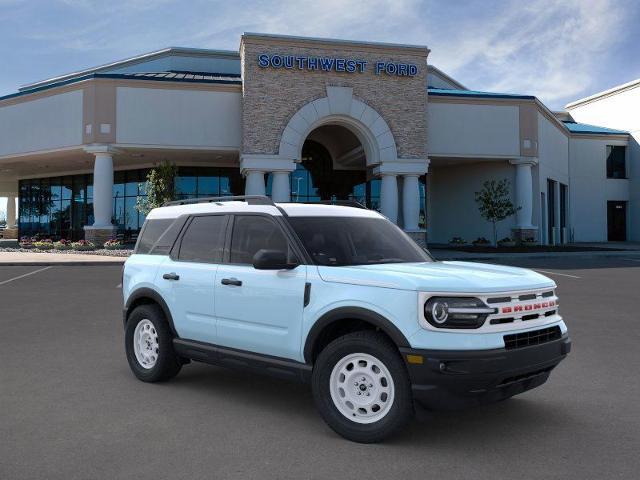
(18, 166, 244, 242)
(606, 145, 626, 179)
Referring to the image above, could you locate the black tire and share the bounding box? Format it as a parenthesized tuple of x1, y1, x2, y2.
(312, 330, 414, 443)
(125, 304, 182, 382)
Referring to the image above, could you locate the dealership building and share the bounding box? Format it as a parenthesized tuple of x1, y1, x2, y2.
(0, 33, 637, 245)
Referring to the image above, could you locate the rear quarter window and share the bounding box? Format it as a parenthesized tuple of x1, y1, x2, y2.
(135, 219, 175, 254)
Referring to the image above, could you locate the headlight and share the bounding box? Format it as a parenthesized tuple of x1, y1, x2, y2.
(424, 297, 494, 329)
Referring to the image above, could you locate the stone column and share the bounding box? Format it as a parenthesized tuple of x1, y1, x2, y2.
(6, 195, 16, 229)
(271, 171, 291, 203)
(380, 174, 398, 224)
(244, 170, 266, 196)
(84, 146, 117, 245)
(510, 157, 538, 242)
(402, 174, 421, 231)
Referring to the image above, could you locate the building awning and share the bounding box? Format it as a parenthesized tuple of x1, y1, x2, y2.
(427, 87, 535, 100)
(0, 71, 242, 103)
(561, 121, 628, 135)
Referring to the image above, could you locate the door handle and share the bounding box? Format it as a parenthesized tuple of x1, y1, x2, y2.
(162, 272, 180, 281)
(221, 278, 242, 286)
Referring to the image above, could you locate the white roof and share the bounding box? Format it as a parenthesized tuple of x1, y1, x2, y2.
(565, 77, 640, 109)
(145, 201, 383, 220)
(280, 203, 381, 218)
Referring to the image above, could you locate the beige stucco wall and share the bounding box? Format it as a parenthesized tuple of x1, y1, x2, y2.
(427, 101, 520, 157)
(428, 161, 517, 244)
(240, 35, 428, 160)
(116, 86, 242, 148)
(0, 90, 83, 157)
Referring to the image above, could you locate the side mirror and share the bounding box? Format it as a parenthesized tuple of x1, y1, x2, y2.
(252, 249, 298, 270)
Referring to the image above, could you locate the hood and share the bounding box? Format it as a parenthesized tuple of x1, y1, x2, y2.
(316, 261, 556, 293)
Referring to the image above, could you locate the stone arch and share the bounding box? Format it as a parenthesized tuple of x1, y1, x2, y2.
(278, 86, 398, 166)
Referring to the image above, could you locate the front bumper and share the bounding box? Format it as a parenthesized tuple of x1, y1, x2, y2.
(400, 334, 571, 410)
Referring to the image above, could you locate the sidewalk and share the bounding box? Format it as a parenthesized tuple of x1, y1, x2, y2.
(0, 251, 127, 266)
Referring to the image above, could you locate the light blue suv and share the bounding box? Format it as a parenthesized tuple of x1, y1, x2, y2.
(122, 196, 570, 442)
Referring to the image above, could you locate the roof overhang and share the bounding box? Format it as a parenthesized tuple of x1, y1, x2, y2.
(565, 78, 640, 109)
(19, 47, 240, 93)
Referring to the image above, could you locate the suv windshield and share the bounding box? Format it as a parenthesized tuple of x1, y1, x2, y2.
(288, 216, 432, 266)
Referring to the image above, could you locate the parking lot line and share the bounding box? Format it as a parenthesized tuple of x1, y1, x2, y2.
(533, 269, 581, 279)
(0, 266, 52, 286)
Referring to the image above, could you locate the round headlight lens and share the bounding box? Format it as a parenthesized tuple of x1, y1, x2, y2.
(430, 300, 449, 324)
(424, 296, 491, 329)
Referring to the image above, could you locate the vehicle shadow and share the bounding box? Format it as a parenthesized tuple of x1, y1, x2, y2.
(164, 362, 577, 445)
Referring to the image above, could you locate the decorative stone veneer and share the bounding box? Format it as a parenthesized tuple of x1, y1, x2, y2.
(1, 228, 18, 240)
(240, 35, 429, 161)
(84, 226, 117, 247)
(511, 227, 539, 243)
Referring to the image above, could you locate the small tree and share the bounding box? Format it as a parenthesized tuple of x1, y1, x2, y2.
(136, 161, 178, 215)
(474, 179, 519, 246)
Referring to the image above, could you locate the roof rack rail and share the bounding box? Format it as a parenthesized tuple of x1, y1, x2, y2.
(310, 200, 368, 209)
(163, 195, 275, 207)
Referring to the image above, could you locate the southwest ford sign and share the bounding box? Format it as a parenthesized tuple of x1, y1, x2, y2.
(257, 54, 418, 77)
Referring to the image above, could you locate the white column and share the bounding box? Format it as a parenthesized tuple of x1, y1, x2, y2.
(271, 171, 290, 203)
(380, 174, 399, 224)
(402, 175, 420, 231)
(92, 152, 114, 227)
(511, 159, 536, 228)
(245, 170, 266, 196)
(6, 195, 17, 229)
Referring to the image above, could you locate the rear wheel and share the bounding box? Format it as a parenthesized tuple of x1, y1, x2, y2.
(125, 304, 182, 382)
(312, 331, 413, 443)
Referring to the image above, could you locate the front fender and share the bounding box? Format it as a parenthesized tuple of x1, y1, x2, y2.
(303, 306, 411, 363)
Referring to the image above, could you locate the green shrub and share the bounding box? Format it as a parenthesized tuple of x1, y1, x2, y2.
(71, 240, 96, 251)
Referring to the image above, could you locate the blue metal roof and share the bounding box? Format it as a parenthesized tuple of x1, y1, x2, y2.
(428, 87, 535, 100)
(562, 121, 628, 135)
(0, 71, 242, 103)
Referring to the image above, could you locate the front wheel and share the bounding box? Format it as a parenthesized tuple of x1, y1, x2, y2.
(312, 331, 414, 443)
(125, 304, 182, 382)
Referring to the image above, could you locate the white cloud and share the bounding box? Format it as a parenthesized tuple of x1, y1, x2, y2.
(2, 0, 635, 109)
(426, 0, 628, 107)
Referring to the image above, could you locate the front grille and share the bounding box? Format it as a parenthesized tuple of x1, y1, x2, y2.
(487, 296, 512, 304)
(504, 326, 562, 350)
(518, 293, 537, 301)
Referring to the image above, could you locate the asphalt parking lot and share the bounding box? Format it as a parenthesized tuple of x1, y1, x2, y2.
(1, 257, 639, 479)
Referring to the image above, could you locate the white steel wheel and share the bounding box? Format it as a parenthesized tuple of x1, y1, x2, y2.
(329, 352, 395, 424)
(133, 319, 159, 369)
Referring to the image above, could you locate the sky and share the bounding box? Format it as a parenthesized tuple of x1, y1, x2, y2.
(1, 0, 640, 215)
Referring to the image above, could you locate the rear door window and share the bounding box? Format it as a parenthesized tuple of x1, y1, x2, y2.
(177, 215, 228, 263)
